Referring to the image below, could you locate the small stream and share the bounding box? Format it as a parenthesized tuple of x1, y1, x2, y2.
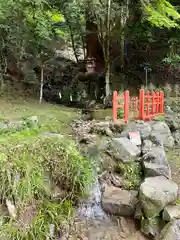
(77, 177, 108, 220)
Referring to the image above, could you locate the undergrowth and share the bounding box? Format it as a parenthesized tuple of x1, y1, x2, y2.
(116, 162, 142, 190)
(0, 136, 94, 239)
(0, 200, 73, 240)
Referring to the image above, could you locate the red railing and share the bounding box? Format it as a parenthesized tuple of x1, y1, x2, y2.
(138, 89, 164, 121)
(112, 90, 129, 123)
(112, 89, 164, 123)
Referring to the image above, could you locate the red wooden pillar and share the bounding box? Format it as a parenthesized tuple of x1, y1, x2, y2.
(156, 92, 160, 113)
(139, 89, 145, 120)
(152, 91, 155, 116)
(113, 91, 118, 121)
(124, 90, 129, 123)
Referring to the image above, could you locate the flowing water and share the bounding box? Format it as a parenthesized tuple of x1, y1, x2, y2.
(77, 177, 108, 220)
(73, 175, 148, 240)
(74, 177, 124, 240)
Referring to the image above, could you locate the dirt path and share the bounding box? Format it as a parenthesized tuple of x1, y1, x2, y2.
(63, 216, 149, 240)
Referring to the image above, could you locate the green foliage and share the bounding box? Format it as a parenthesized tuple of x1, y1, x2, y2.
(117, 101, 124, 119)
(142, 0, 180, 28)
(116, 162, 142, 190)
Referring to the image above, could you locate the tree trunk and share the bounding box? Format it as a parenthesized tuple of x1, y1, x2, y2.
(69, 26, 79, 63)
(120, 31, 124, 70)
(39, 65, 44, 104)
(119, 0, 129, 70)
(105, 0, 111, 97)
(105, 59, 111, 96)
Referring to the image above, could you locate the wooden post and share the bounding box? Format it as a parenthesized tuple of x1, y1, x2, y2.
(139, 89, 145, 120)
(152, 91, 155, 116)
(146, 91, 150, 117)
(156, 92, 160, 113)
(124, 90, 129, 123)
(113, 91, 118, 121)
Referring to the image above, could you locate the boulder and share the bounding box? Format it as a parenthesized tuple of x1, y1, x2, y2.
(141, 217, 165, 238)
(158, 219, 180, 240)
(142, 140, 153, 155)
(163, 205, 180, 221)
(139, 176, 178, 218)
(120, 121, 152, 139)
(151, 122, 171, 135)
(151, 122, 174, 148)
(142, 146, 171, 179)
(108, 137, 141, 163)
(101, 185, 138, 217)
(150, 132, 174, 149)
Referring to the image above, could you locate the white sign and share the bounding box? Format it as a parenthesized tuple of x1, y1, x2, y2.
(128, 131, 141, 146)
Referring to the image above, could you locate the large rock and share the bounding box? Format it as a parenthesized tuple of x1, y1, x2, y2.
(101, 185, 138, 217)
(120, 121, 152, 139)
(163, 205, 180, 221)
(151, 122, 171, 135)
(139, 176, 178, 218)
(151, 122, 174, 148)
(108, 137, 141, 163)
(142, 146, 171, 179)
(141, 217, 165, 238)
(158, 219, 180, 240)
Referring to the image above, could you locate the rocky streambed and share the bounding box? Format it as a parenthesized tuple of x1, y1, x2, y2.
(67, 108, 180, 240)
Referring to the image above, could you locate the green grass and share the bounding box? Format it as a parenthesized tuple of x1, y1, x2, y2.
(0, 98, 77, 133)
(0, 136, 94, 239)
(0, 98, 94, 239)
(0, 98, 78, 147)
(0, 200, 73, 240)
